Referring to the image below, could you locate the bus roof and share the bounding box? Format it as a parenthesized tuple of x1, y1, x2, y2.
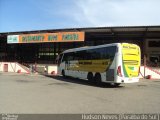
(63, 43, 121, 53)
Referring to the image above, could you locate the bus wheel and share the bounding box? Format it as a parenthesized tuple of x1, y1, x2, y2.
(94, 73, 102, 86)
(62, 70, 65, 77)
(87, 72, 94, 83)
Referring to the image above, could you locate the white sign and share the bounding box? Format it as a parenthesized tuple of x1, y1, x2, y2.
(7, 35, 19, 43)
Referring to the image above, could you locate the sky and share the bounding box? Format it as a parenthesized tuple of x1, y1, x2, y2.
(0, 0, 160, 32)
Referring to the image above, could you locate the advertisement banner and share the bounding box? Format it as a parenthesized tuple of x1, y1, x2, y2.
(7, 32, 85, 44)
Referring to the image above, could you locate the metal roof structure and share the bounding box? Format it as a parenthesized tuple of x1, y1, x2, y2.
(0, 25, 160, 40)
(0, 25, 160, 34)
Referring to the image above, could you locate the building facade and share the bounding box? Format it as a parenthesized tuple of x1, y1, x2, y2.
(0, 26, 160, 66)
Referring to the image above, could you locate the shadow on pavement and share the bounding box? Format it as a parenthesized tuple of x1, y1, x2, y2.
(44, 75, 124, 88)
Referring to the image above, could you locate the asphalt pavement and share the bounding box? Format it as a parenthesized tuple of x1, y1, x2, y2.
(0, 72, 160, 114)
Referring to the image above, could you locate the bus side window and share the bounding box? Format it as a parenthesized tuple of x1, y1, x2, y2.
(74, 51, 83, 60)
(62, 52, 74, 62)
(67, 52, 74, 61)
(107, 46, 117, 59)
(87, 49, 97, 60)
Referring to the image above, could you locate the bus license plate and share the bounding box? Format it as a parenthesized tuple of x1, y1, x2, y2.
(128, 78, 132, 81)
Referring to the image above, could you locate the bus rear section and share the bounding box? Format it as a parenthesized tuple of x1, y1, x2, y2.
(116, 43, 141, 83)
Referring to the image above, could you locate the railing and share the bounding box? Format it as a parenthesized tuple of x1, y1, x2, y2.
(141, 59, 160, 68)
(146, 61, 160, 68)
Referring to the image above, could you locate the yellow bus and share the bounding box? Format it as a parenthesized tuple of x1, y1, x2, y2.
(57, 43, 141, 86)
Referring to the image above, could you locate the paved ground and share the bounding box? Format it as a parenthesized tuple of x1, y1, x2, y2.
(0, 72, 160, 114)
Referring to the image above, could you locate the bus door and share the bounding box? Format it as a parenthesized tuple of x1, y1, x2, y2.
(57, 54, 64, 75)
(61, 52, 74, 76)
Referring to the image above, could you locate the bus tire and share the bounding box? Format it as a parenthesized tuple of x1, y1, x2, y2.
(94, 73, 102, 86)
(62, 70, 65, 78)
(87, 72, 94, 83)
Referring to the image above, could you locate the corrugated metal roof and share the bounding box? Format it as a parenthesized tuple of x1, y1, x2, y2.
(0, 25, 160, 35)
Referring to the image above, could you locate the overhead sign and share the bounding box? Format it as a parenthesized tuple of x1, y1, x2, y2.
(7, 35, 19, 43)
(7, 32, 85, 44)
